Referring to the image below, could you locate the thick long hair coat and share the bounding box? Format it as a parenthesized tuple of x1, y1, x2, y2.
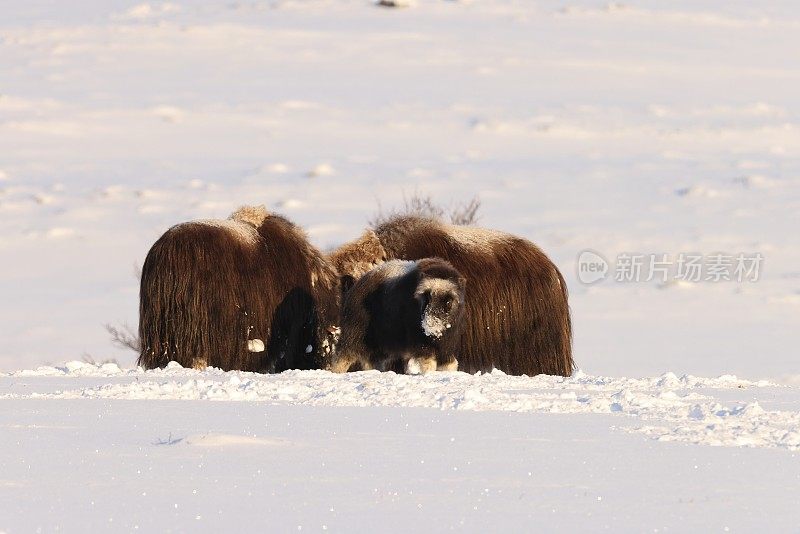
(329, 216, 573, 376)
(332, 257, 466, 374)
(138, 206, 340, 372)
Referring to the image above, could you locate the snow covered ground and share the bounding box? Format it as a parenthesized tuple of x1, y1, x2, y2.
(2, 0, 800, 530)
(2, 362, 800, 531)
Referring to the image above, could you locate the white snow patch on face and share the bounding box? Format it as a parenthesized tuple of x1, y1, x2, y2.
(247, 339, 265, 353)
(416, 278, 459, 338)
(305, 344, 313, 354)
(422, 312, 447, 339)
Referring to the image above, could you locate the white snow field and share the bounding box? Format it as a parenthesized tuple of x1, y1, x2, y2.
(2, 362, 800, 531)
(2, 0, 800, 531)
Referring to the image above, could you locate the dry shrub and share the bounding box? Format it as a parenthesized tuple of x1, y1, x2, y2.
(105, 323, 140, 353)
(370, 192, 481, 227)
(104, 264, 142, 354)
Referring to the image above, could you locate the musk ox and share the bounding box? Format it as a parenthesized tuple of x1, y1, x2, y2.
(330, 216, 573, 376)
(138, 205, 340, 373)
(332, 257, 466, 374)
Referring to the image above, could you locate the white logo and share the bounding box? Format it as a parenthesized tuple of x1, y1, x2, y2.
(577, 250, 609, 285)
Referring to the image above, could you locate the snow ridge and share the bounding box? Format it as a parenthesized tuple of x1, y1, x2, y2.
(3, 362, 797, 451)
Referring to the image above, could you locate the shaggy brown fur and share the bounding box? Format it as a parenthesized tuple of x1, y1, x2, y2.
(330, 216, 573, 376)
(328, 229, 386, 293)
(138, 205, 340, 373)
(332, 258, 466, 374)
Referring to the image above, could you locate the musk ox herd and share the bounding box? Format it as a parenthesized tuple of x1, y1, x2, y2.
(138, 205, 574, 377)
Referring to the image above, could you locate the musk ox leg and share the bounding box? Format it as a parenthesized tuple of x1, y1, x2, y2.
(437, 358, 458, 372)
(330, 351, 364, 373)
(405, 356, 437, 375)
(267, 288, 319, 372)
(329, 357, 352, 373)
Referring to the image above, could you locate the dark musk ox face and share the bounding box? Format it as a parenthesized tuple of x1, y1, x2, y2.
(414, 275, 466, 340)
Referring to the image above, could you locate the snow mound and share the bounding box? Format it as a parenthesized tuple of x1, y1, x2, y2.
(6, 360, 131, 377)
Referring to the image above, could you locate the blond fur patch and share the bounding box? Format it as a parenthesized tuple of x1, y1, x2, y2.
(406, 357, 437, 374)
(230, 205, 269, 228)
(192, 219, 260, 246)
(376, 259, 416, 279)
(414, 277, 459, 298)
(442, 223, 510, 252)
(329, 230, 387, 279)
(437, 359, 459, 372)
(310, 255, 339, 291)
